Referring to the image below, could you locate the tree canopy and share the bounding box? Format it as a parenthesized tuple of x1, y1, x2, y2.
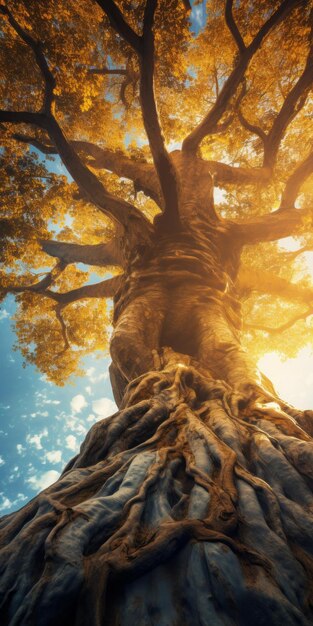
(1, 0, 313, 384)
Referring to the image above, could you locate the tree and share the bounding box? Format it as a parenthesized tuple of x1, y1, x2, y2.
(1, 0, 313, 623)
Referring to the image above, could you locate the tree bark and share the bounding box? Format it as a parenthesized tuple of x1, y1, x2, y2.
(1, 173, 313, 625)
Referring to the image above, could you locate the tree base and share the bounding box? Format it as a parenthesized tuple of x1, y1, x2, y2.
(1, 354, 313, 625)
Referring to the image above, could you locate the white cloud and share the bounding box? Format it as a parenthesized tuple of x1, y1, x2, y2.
(0, 309, 9, 321)
(0, 496, 12, 511)
(192, 5, 205, 27)
(85, 385, 92, 395)
(26, 429, 48, 450)
(92, 397, 117, 419)
(87, 413, 96, 422)
(45, 450, 62, 464)
(0, 456, 5, 466)
(65, 435, 77, 451)
(27, 470, 59, 491)
(70, 394, 87, 413)
(0, 492, 28, 513)
(16, 444, 26, 455)
(86, 367, 109, 384)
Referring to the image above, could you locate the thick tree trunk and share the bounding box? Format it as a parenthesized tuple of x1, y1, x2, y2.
(1, 350, 313, 625)
(1, 187, 313, 624)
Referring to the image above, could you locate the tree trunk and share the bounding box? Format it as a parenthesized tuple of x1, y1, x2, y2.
(1, 201, 313, 625)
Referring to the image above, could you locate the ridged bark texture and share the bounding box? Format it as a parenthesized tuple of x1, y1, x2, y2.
(1, 352, 313, 625)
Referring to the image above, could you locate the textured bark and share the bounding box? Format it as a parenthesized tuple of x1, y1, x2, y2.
(1, 354, 313, 625)
(1, 157, 313, 625)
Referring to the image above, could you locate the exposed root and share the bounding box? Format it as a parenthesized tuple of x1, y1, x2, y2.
(1, 355, 313, 625)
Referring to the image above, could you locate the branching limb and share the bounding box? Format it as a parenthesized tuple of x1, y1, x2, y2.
(280, 148, 313, 209)
(263, 41, 313, 169)
(0, 7, 151, 241)
(189, 156, 270, 186)
(94, 0, 142, 54)
(98, 0, 180, 228)
(39, 238, 125, 268)
(238, 109, 267, 143)
(88, 63, 139, 107)
(139, 0, 180, 227)
(3, 271, 123, 306)
(0, 4, 55, 114)
(225, 0, 246, 55)
(13, 134, 162, 205)
(244, 308, 313, 335)
(182, 0, 304, 153)
(233, 206, 311, 245)
(0, 261, 66, 298)
(45, 274, 123, 305)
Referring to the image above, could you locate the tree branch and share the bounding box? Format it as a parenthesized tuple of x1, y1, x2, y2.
(263, 39, 313, 169)
(3, 271, 123, 306)
(244, 308, 313, 335)
(182, 0, 304, 153)
(238, 109, 267, 143)
(89, 66, 128, 76)
(96, 0, 179, 227)
(13, 134, 162, 205)
(0, 4, 55, 114)
(138, 0, 180, 227)
(280, 148, 313, 209)
(46, 274, 123, 305)
(1, 261, 66, 298)
(94, 0, 142, 53)
(225, 0, 246, 55)
(233, 206, 312, 245)
(39, 238, 125, 268)
(0, 8, 152, 242)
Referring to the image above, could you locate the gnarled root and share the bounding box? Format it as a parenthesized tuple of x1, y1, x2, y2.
(1, 354, 313, 625)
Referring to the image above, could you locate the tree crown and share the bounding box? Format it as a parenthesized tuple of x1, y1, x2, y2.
(1, 0, 313, 384)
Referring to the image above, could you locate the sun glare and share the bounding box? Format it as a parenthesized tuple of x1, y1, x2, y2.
(258, 347, 313, 409)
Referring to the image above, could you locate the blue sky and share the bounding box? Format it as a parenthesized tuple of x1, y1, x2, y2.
(0, 294, 116, 516)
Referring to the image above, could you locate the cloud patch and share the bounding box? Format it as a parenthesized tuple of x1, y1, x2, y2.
(45, 450, 62, 464)
(70, 394, 87, 413)
(92, 397, 117, 419)
(27, 470, 59, 491)
(65, 435, 77, 451)
(26, 429, 48, 450)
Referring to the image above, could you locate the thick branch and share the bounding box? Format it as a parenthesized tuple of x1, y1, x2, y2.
(0, 9, 151, 241)
(1, 110, 151, 237)
(264, 45, 313, 169)
(39, 238, 125, 268)
(225, 0, 246, 55)
(182, 0, 304, 153)
(46, 274, 123, 305)
(94, 0, 142, 53)
(233, 206, 311, 245)
(97, 0, 179, 225)
(4, 272, 122, 306)
(13, 134, 162, 205)
(280, 148, 313, 209)
(138, 0, 180, 227)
